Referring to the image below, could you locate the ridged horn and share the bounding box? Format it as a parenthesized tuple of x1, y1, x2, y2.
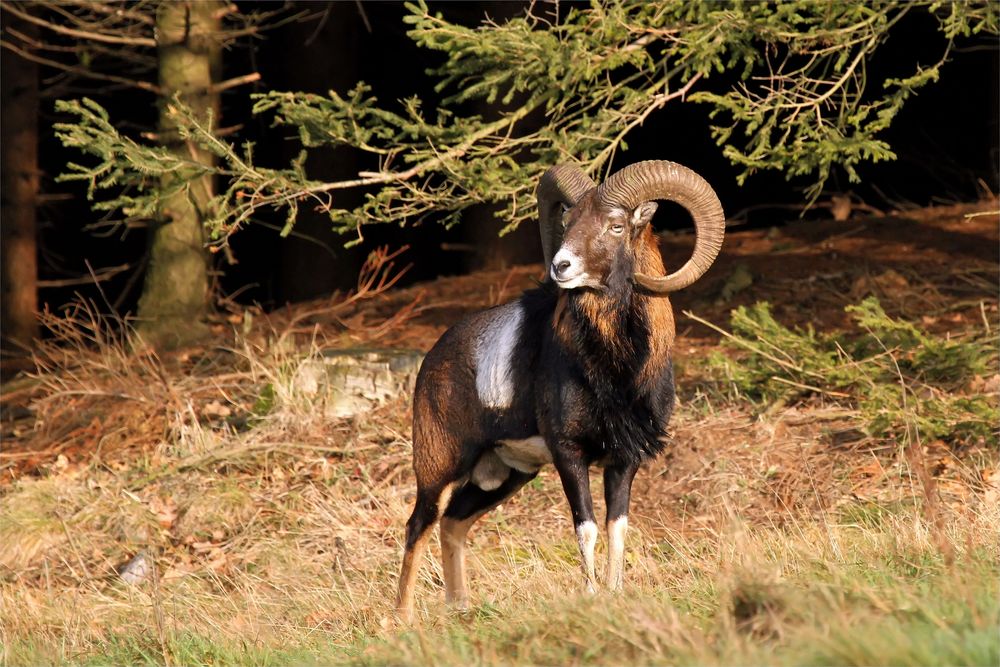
(536, 164, 596, 281)
(596, 160, 725, 293)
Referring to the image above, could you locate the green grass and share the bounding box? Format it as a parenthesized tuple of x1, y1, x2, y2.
(6, 632, 332, 667)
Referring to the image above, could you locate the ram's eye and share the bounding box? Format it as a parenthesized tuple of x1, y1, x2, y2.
(610, 223, 625, 235)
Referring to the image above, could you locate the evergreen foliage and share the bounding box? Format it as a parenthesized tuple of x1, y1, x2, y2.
(55, 1, 998, 246)
(699, 298, 998, 447)
(54, 97, 317, 245)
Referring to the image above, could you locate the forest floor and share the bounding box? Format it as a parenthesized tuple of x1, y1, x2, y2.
(1, 200, 998, 666)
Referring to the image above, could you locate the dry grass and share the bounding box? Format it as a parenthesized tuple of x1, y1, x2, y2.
(2, 307, 996, 666)
(1, 429, 996, 666)
(1, 211, 998, 665)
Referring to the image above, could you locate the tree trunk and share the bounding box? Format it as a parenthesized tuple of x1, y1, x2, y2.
(462, 206, 542, 274)
(274, 4, 363, 302)
(136, 1, 221, 348)
(453, 3, 540, 275)
(1, 14, 40, 352)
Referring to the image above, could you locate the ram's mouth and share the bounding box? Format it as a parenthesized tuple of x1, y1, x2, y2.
(552, 274, 586, 289)
(551, 271, 601, 290)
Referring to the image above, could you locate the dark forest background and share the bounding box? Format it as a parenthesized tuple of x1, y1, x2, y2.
(15, 2, 1000, 318)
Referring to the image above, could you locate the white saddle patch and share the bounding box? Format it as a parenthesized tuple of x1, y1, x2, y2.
(496, 436, 552, 473)
(474, 302, 524, 410)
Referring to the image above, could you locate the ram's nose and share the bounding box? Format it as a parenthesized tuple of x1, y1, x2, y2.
(552, 258, 572, 280)
(550, 248, 584, 286)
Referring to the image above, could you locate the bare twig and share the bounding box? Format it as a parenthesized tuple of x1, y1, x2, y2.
(2, 3, 157, 47)
(769, 376, 852, 398)
(963, 209, 1000, 220)
(58, 0, 156, 26)
(0, 39, 162, 94)
(276, 246, 413, 347)
(37, 264, 131, 288)
(209, 72, 261, 95)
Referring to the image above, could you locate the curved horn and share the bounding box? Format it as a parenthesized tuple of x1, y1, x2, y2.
(536, 164, 596, 281)
(596, 160, 725, 293)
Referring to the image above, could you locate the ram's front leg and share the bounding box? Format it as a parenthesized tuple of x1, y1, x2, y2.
(552, 445, 598, 593)
(604, 461, 639, 591)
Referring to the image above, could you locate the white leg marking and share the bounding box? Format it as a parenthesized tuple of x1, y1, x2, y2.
(576, 520, 598, 594)
(475, 302, 525, 409)
(437, 482, 456, 517)
(606, 516, 628, 592)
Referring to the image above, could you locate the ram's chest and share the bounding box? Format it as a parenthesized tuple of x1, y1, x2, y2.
(547, 358, 676, 465)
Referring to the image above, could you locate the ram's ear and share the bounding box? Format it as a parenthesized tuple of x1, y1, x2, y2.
(631, 202, 658, 228)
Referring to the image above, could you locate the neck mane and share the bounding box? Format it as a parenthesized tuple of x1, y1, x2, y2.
(553, 230, 676, 392)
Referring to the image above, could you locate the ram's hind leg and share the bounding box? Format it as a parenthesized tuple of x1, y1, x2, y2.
(441, 470, 536, 609)
(396, 482, 456, 622)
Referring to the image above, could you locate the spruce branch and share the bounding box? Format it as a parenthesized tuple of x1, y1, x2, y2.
(55, 0, 998, 247)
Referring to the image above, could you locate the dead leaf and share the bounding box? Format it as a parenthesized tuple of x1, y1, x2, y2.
(205, 548, 228, 572)
(982, 467, 1000, 506)
(191, 541, 215, 553)
(202, 400, 232, 418)
(831, 194, 853, 221)
(149, 495, 178, 530)
(850, 269, 909, 301)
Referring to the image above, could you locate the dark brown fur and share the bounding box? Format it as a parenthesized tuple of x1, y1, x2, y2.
(398, 191, 680, 620)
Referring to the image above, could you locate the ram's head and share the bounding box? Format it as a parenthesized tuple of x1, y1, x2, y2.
(537, 161, 725, 293)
